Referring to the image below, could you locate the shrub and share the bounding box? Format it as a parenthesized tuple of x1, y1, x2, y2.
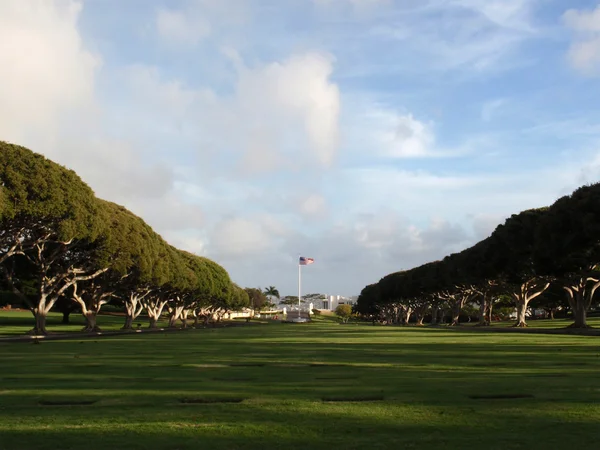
(335, 304, 352, 323)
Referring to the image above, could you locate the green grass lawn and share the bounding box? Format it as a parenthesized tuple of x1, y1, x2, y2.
(0, 311, 171, 336)
(1, 320, 599, 449)
(3, 309, 599, 337)
(468, 316, 600, 329)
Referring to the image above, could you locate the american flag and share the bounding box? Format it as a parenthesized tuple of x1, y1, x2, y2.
(299, 256, 314, 265)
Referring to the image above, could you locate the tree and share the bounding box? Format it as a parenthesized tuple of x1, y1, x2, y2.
(357, 182, 600, 331)
(143, 244, 188, 328)
(536, 282, 569, 320)
(54, 295, 79, 324)
(0, 142, 108, 334)
(67, 200, 165, 332)
(263, 286, 280, 300)
(280, 296, 299, 306)
(488, 208, 550, 327)
(201, 258, 233, 322)
(355, 284, 380, 318)
(335, 304, 352, 323)
(0, 141, 245, 334)
(534, 184, 600, 328)
(303, 293, 325, 307)
(230, 285, 250, 312)
(434, 253, 476, 327)
(245, 287, 267, 311)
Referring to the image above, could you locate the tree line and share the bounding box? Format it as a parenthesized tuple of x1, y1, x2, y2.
(356, 183, 600, 328)
(0, 141, 253, 334)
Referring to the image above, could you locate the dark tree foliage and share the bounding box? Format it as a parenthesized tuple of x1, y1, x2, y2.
(359, 182, 600, 329)
(533, 184, 600, 327)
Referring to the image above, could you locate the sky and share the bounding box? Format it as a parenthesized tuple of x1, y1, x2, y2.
(1, 0, 600, 297)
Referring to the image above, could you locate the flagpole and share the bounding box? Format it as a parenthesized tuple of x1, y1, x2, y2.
(298, 258, 301, 319)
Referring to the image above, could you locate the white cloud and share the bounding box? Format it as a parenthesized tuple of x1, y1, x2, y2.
(207, 147, 600, 295)
(563, 5, 600, 75)
(208, 216, 290, 258)
(115, 53, 340, 178)
(380, 112, 435, 158)
(235, 53, 340, 167)
(125, 51, 342, 175)
(204, 208, 474, 295)
(481, 98, 507, 121)
(156, 7, 210, 45)
(0, 1, 202, 245)
(470, 213, 505, 240)
(298, 194, 328, 217)
(121, 64, 208, 126)
(131, 193, 204, 233)
(370, 0, 538, 74)
(452, 0, 537, 32)
(568, 38, 600, 74)
(563, 5, 600, 32)
(292, 212, 471, 284)
(4, 0, 599, 299)
(0, 0, 99, 146)
(164, 234, 207, 257)
(345, 104, 469, 159)
(56, 138, 175, 201)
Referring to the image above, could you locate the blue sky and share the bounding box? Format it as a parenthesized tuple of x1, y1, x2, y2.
(2, 0, 600, 296)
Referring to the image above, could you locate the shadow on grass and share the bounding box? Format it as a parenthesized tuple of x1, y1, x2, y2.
(1, 400, 600, 450)
(2, 324, 600, 450)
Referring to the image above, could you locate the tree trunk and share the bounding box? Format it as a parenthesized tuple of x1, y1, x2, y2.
(572, 300, 588, 328)
(123, 315, 134, 330)
(566, 288, 589, 328)
(449, 295, 468, 326)
(439, 309, 445, 324)
(564, 277, 599, 328)
(430, 305, 438, 325)
(168, 305, 184, 328)
(449, 300, 463, 326)
(122, 302, 143, 330)
(450, 312, 460, 326)
(549, 309, 555, 320)
(512, 279, 550, 327)
(30, 292, 51, 335)
(477, 294, 490, 326)
(83, 311, 100, 332)
(31, 308, 48, 335)
(62, 311, 71, 324)
(122, 291, 150, 330)
(393, 307, 401, 325)
(180, 310, 190, 328)
(487, 301, 493, 324)
(514, 302, 528, 327)
(144, 299, 167, 329)
(477, 304, 486, 326)
(415, 315, 424, 326)
(403, 307, 412, 325)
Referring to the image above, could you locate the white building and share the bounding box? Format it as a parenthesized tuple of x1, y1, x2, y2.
(319, 295, 358, 311)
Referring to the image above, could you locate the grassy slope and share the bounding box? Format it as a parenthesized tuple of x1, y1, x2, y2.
(1, 320, 599, 450)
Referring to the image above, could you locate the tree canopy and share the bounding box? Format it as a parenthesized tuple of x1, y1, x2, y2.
(0, 141, 250, 334)
(357, 183, 600, 328)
